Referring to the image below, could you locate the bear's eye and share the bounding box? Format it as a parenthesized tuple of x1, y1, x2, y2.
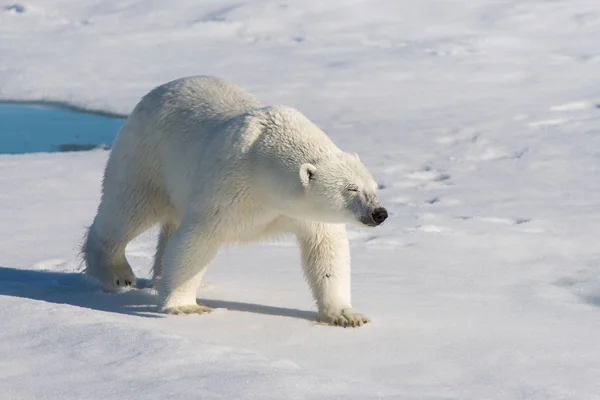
(347, 185, 359, 192)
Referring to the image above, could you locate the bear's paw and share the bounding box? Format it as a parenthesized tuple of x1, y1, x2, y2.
(161, 304, 213, 315)
(317, 308, 370, 328)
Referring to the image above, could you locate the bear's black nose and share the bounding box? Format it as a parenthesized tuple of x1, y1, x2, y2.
(372, 207, 388, 225)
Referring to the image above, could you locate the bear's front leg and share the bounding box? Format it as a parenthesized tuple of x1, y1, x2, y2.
(296, 222, 370, 328)
(157, 215, 218, 315)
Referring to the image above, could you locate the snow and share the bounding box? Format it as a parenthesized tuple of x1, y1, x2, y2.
(1, 0, 600, 398)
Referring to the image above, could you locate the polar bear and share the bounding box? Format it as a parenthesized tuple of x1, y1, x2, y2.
(83, 76, 388, 327)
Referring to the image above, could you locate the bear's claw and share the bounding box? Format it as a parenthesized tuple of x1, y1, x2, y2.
(112, 277, 134, 288)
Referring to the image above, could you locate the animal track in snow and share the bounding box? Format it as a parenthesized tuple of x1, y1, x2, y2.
(413, 224, 457, 234)
(528, 118, 570, 128)
(198, 3, 244, 22)
(424, 197, 462, 206)
(385, 165, 451, 190)
(31, 258, 73, 271)
(4, 3, 25, 13)
(2, 3, 83, 25)
(549, 101, 596, 112)
(527, 100, 599, 129)
(454, 216, 531, 225)
(407, 167, 450, 182)
(467, 146, 528, 161)
(437, 128, 526, 162)
(436, 128, 480, 146)
(382, 164, 412, 174)
(554, 259, 600, 307)
(425, 197, 440, 205)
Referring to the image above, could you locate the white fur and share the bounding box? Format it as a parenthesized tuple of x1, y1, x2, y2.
(83, 76, 385, 327)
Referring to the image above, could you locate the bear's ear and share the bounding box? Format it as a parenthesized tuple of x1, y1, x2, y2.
(352, 152, 360, 161)
(299, 163, 317, 188)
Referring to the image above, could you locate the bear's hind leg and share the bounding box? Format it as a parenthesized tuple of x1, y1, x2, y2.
(84, 183, 168, 292)
(157, 214, 219, 315)
(83, 227, 136, 291)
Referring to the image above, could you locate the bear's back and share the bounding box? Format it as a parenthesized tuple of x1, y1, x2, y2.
(146, 76, 263, 127)
(117, 76, 262, 166)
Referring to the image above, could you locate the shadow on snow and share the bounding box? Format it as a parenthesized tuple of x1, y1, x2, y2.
(0, 266, 316, 321)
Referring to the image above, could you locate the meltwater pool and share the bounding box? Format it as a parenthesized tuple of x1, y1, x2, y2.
(0, 104, 124, 154)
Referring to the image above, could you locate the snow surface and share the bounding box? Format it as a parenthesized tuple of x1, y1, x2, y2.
(2, 0, 600, 398)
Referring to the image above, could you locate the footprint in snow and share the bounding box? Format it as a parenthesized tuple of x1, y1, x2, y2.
(549, 101, 597, 112)
(454, 216, 531, 225)
(413, 224, 457, 234)
(528, 118, 570, 128)
(527, 100, 599, 128)
(554, 258, 600, 307)
(436, 128, 480, 146)
(407, 167, 450, 182)
(385, 165, 451, 190)
(4, 4, 25, 13)
(467, 146, 528, 161)
(424, 197, 462, 206)
(31, 259, 74, 272)
(198, 3, 245, 23)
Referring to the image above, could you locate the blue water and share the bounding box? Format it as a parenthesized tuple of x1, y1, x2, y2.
(0, 104, 124, 154)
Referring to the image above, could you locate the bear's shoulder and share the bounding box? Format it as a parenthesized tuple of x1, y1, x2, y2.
(248, 105, 330, 143)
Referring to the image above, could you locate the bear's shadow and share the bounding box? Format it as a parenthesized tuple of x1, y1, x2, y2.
(0, 266, 316, 321)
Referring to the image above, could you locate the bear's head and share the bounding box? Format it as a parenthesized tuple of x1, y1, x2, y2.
(299, 152, 388, 227)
